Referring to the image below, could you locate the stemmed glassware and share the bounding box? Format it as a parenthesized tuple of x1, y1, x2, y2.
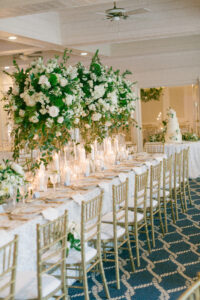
(50, 172, 58, 192)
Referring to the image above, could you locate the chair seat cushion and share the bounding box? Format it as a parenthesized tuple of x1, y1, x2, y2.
(102, 210, 144, 225)
(0, 271, 61, 299)
(101, 223, 125, 240)
(66, 246, 97, 265)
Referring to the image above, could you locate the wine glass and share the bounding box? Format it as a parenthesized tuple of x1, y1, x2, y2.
(50, 173, 58, 192)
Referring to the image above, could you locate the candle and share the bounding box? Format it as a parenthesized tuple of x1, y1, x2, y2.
(64, 166, 71, 186)
(38, 163, 46, 192)
(85, 159, 90, 177)
(73, 143, 77, 160)
(75, 128, 80, 143)
(54, 153, 59, 172)
(91, 145, 95, 160)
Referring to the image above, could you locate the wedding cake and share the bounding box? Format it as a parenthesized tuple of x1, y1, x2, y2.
(165, 108, 182, 143)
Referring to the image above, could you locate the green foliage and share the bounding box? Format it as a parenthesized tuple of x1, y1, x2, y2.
(141, 87, 163, 102)
(182, 132, 199, 141)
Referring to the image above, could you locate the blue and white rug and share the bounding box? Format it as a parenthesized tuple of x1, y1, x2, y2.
(69, 178, 200, 299)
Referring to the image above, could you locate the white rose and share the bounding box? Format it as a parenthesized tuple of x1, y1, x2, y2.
(89, 104, 96, 111)
(39, 75, 50, 88)
(74, 118, 80, 124)
(105, 121, 112, 127)
(11, 162, 24, 176)
(22, 93, 36, 107)
(60, 78, 68, 87)
(108, 91, 118, 104)
(48, 106, 59, 118)
(93, 85, 105, 100)
(12, 105, 17, 111)
(57, 116, 64, 124)
(88, 80, 93, 88)
(85, 124, 91, 129)
(39, 108, 47, 115)
(64, 94, 73, 106)
(19, 109, 25, 117)
(56, 132, 61, 137)
(29, 115, 39, 123)
(92, 113, 102, 121)
(33, 134, 39, 140)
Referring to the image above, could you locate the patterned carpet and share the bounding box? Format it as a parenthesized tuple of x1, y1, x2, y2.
(68, 178, 200, 300)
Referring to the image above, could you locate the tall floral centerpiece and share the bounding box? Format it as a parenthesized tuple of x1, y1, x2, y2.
(3, 51, 83, 170)
(77, 51, 137, 150)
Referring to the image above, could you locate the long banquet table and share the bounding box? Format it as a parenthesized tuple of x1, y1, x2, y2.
(0, 153, 165, 278)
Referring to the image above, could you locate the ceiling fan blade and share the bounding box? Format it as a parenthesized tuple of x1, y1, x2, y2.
(126, 8, 150, 16)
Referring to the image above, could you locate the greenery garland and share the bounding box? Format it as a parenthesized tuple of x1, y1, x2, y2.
(141, 87, 163, 102)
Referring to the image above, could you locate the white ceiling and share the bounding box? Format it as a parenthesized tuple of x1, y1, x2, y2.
(0, 0, 199, 87)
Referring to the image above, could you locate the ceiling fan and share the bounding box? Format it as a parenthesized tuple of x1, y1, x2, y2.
(96, 1, 150, 21)
(13, 51, 43, 61)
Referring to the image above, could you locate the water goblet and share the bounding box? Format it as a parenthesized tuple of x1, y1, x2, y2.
(50, 173, 58, 192)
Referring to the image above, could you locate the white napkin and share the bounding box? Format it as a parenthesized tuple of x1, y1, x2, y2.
(71, 193, 84, 205)
(118, 173, 127, 183)
(42, 207, 59, 221)
(98, 182, 109, 193)
(132, 166, 146, 174)
(0, 230, 13, 247)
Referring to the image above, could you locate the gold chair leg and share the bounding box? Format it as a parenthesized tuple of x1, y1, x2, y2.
(174, 190, 179, 220)
(158, 208, 165, 236)
(187, 181, 192, 205)
(99, 258, 110, 299)
(82, 264, 89, 300)
(145, 222, 151, 253)
(183, 183, 188, 212)
(150, 212, 156, 248)
(163, 196, 168, 233)
(114, 234, 120, 289)
(135, 224, 140, 267)
(126, 230, 135, 273)
(179, 187, 185, 213)
(170, 197, 176, 224)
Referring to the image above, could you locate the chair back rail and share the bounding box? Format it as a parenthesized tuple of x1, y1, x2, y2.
(37, 210, 68, 299)
(0, 235, 18, 300)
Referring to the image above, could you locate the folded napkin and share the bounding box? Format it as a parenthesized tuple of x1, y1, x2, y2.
(0, 230, 13, 247)
(42, 207, 59, 221)
(118, 173, 127, 183)
(97, 182, 109, 193)
(132, 166, 147, 175)
(71, 193, 84, 205)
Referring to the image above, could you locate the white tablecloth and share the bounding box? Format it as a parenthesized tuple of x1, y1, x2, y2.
(164, 141, 200, 179)
(1, 154, 164, 277)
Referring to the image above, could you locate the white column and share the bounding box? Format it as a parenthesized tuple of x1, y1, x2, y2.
(131, 85, 143, 152)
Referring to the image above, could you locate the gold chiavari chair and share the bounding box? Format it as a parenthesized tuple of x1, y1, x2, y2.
(147, 162, 165, 247)
(66, 192, 110, 300)
(10, 211, 68, 300)
(127, 170, 151, 267)
(160, 155, 176, 233)
(0, 235, 18, 300)
(144, 142, 165, 154)
(182, 147, 192, 211)
(178, 273, 200, 300)
(101, 178, 135, 289)
(174, 151, 185, 219)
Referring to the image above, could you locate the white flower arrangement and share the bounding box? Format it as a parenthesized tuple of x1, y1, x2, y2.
(3, 51, 83, 169)
(76, 50, 137, 148)
(0, 160, 25, 201)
